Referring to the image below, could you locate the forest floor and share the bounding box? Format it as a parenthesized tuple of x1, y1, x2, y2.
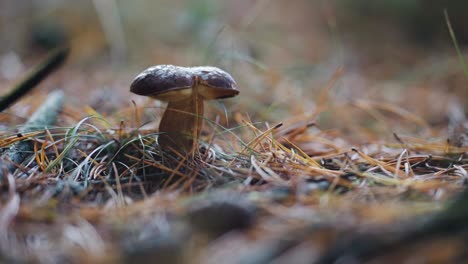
(1, 1, 468, 263)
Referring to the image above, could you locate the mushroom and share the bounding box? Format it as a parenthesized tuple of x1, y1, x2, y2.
(130, 65, 239, 153)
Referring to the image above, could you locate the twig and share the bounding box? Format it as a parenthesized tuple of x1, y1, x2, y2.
(0, 46, 69, 112)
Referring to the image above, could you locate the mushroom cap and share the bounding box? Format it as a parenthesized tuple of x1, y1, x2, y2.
(130, 65, 239, 101)
(191, 66, 239, 99)
(130, 65, 194, 101)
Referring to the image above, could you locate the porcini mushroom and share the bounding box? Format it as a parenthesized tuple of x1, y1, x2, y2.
(130, 65, 239, 153)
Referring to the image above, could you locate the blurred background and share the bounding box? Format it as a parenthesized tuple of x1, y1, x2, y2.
(1, 0, 467, 142)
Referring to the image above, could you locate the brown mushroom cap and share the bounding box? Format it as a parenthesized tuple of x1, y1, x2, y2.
(130, 65, 239, 101)
(191, 66, 239, 99)
(130, 65, 194, 101)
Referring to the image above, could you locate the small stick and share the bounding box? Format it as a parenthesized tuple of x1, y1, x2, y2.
(0, 46, 69, 112)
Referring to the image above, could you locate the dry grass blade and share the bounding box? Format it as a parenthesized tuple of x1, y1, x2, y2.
(241, 122, 282, 154)
(352, 148, 406, 179)
(251, 155, 287, 185)
(0, 131, 44, 148)
(1, 90, 64, 178)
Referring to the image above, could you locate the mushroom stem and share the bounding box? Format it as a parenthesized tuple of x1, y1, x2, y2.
(158, 94, 204, 153)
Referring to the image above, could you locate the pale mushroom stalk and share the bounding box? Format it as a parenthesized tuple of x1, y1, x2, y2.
(158, 91, 204, 152)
